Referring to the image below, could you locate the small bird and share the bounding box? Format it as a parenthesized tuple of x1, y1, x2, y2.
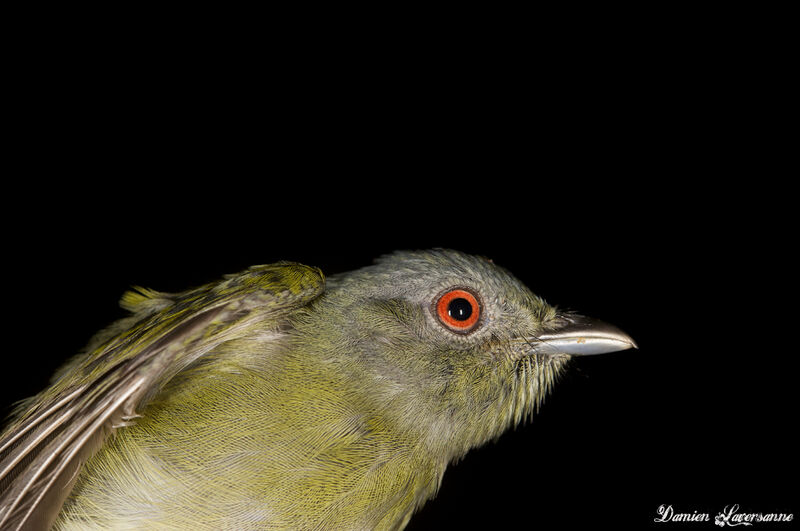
(0, 249, 636, 530)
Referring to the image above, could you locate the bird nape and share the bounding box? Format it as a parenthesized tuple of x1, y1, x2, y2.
(0, 249, 635, 530)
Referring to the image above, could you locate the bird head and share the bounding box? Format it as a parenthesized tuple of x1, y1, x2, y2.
(295, 249, 636, 460)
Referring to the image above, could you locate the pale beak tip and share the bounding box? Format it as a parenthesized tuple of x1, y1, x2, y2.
(537, 314, 638, 356)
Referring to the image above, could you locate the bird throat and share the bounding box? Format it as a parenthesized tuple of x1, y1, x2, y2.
(505, 353, 570, 430)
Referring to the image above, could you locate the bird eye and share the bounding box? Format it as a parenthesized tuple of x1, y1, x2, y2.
(435, 288, 481, 333)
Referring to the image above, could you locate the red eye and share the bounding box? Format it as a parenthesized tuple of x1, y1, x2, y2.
(435, 289, 481, 333)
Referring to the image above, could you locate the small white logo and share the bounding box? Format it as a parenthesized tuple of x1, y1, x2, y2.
(654, 504, 794, 526)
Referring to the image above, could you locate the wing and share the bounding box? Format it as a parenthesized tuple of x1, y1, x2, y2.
(0, 262, 324, 531)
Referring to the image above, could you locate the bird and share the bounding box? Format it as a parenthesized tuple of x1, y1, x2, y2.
(0, 249, 636, 530)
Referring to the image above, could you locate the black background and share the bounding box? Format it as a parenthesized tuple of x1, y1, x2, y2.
(2, 10, 794, 530)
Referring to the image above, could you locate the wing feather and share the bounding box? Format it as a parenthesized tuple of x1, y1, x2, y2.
(0, 262, 324, 530)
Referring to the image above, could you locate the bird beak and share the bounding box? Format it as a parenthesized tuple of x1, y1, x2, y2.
(534, 313, 638, 356)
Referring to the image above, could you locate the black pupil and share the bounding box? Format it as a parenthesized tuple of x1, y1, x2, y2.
(448, 298, 473, 321)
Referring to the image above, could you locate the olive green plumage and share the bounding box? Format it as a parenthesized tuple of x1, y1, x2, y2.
(0, 250, 581, 530)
